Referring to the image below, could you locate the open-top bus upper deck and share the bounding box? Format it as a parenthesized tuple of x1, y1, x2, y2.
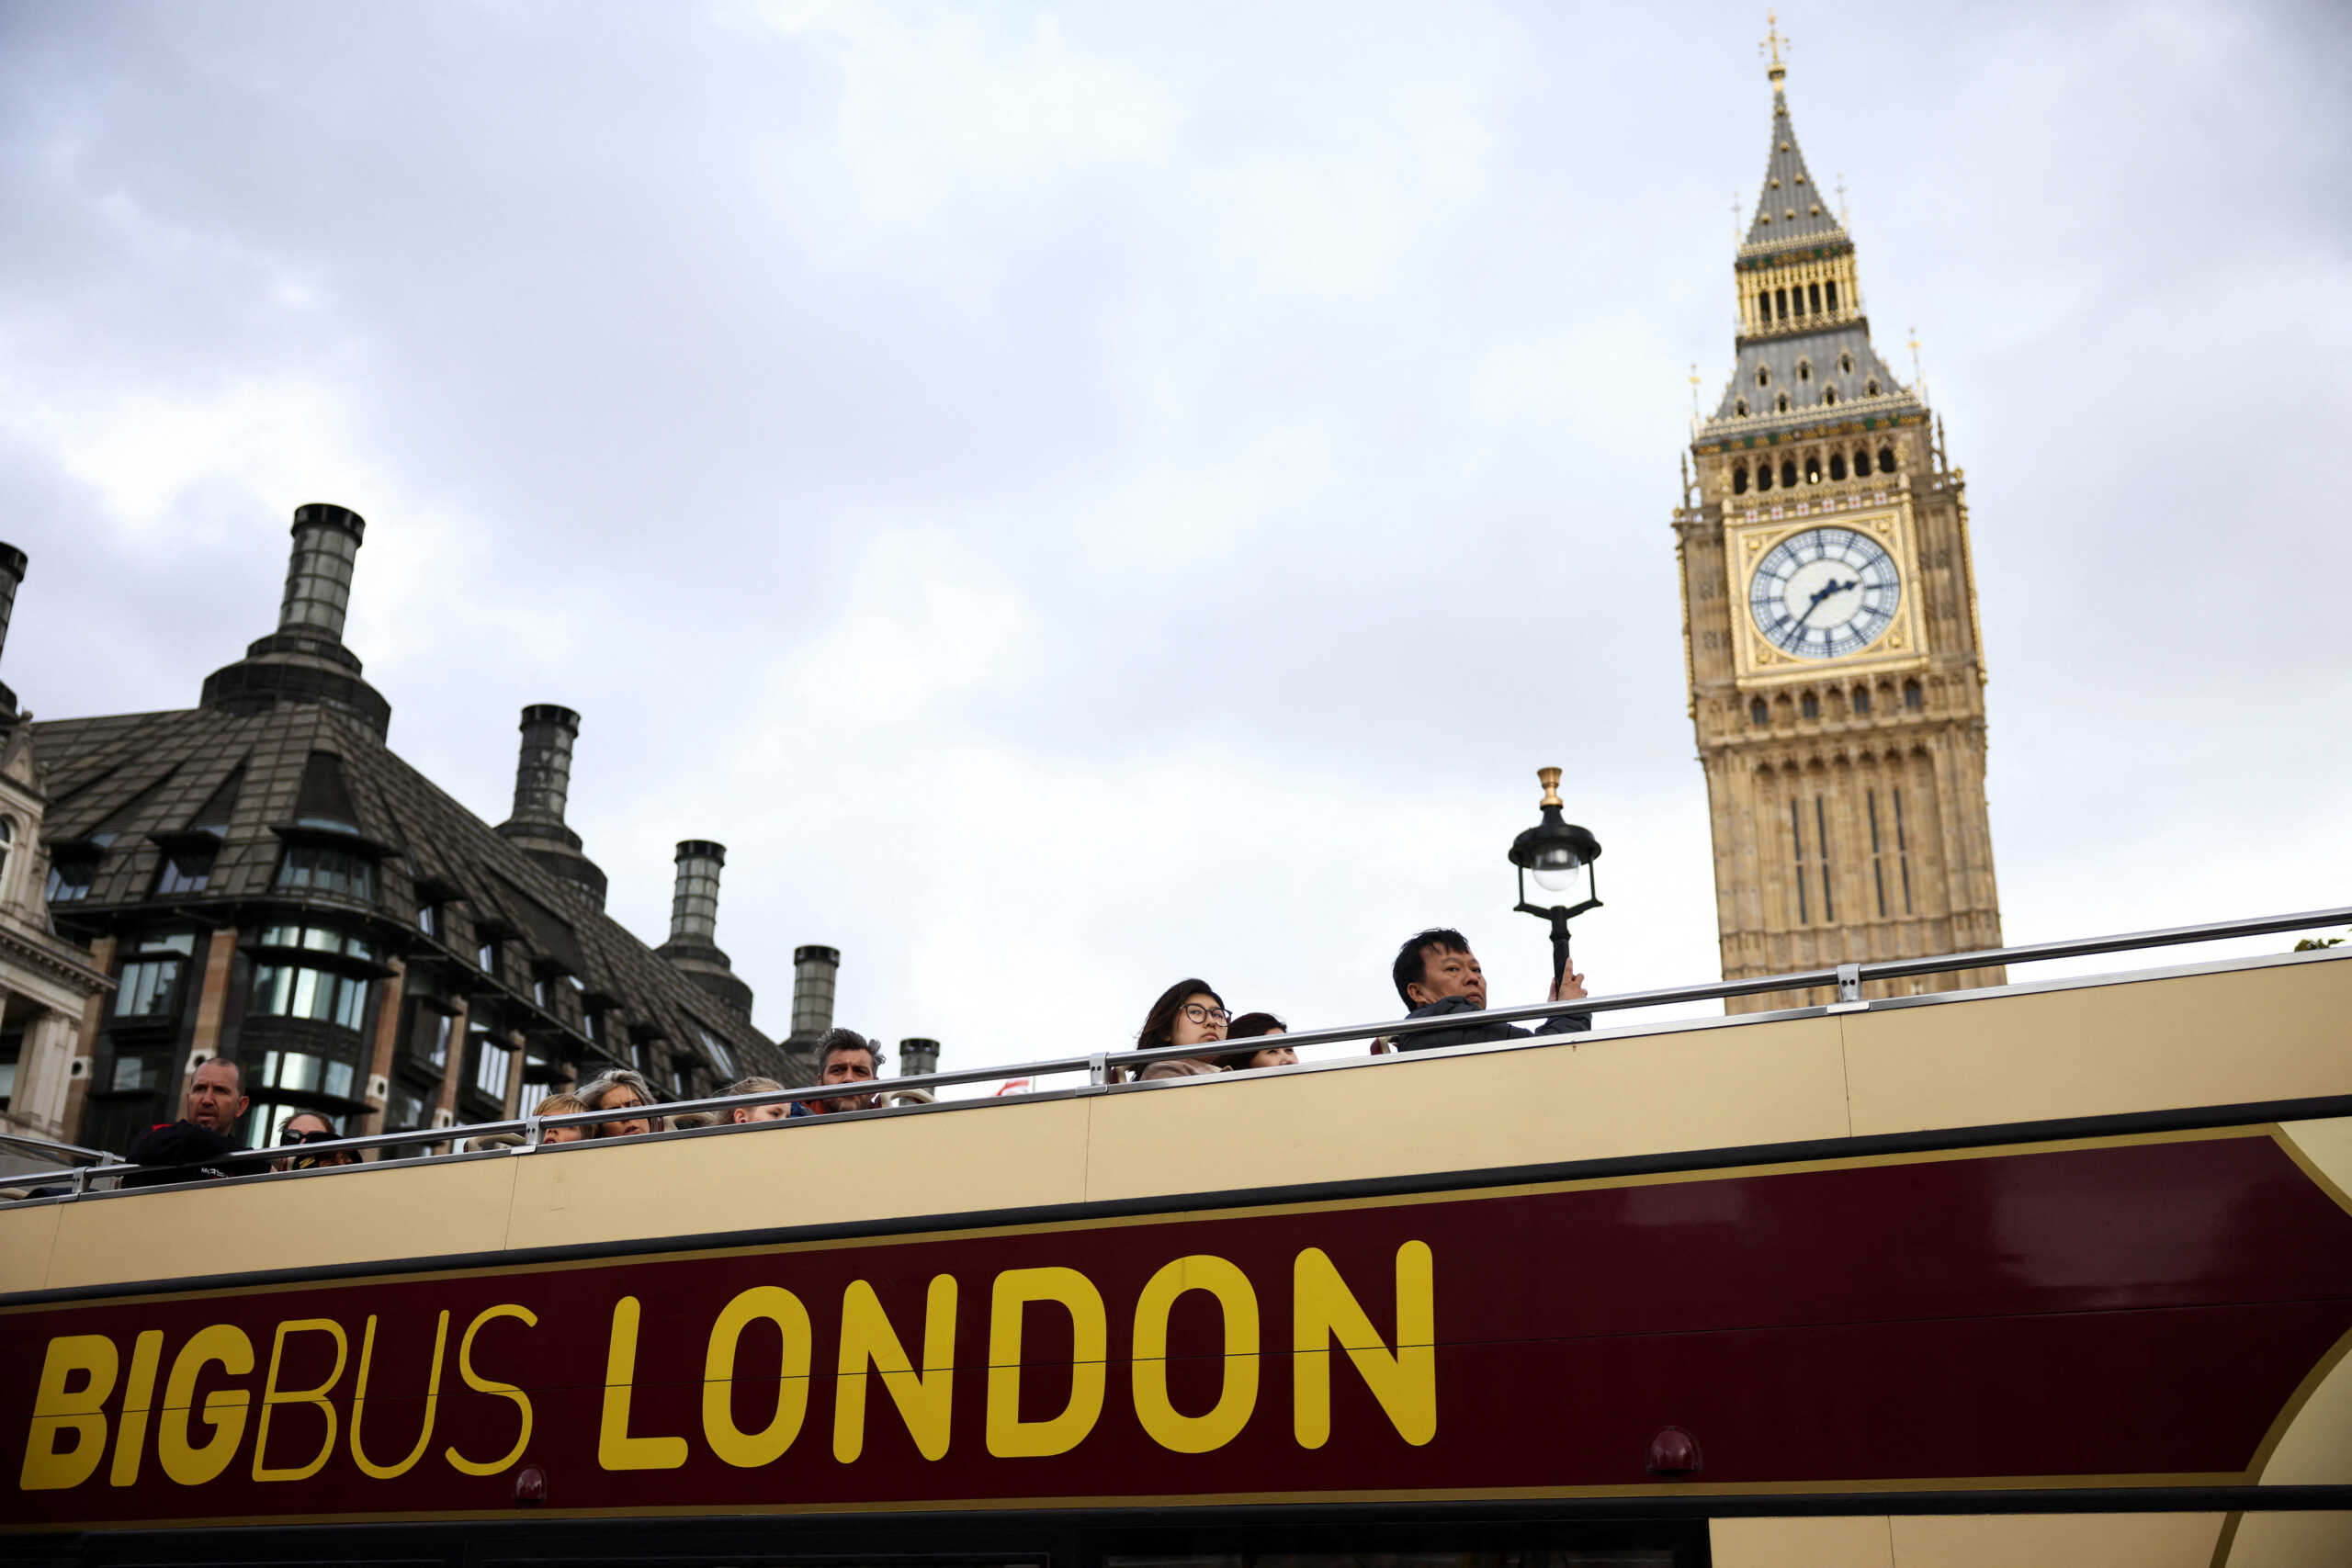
(6, 931, 2350, 1567)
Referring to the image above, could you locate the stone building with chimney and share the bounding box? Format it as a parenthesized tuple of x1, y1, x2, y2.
(21, 503, 831, 1156)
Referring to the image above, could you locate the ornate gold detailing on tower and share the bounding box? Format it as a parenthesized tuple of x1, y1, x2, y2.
(1677, 43, 2003, 1014)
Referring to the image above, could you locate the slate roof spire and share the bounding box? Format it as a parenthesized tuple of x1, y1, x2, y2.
(1743, 20, 1844, 255)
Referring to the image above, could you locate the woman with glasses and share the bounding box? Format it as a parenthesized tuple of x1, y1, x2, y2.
(1133, 978, 1231, 1081)
(274, 1111, 355, 1172)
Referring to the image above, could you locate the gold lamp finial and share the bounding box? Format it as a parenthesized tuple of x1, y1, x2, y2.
(1760, 10, 1789, 88)
(1537, 767, 1564, 808)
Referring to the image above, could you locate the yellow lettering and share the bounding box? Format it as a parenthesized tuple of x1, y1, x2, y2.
(598, 1295, 689, 1471)
(109, 1329, 164, 1487)
(352, 1312, 448, 1480)
(1131, 1256, 1258, 1454)
(702, 1286, 812, 1469)
(18, 1334, 118, 1491)
(1292, 1241, 1434, 1449)
(832, 1275, 957, 1462)
(985, 1266, 1106, 1459)
(253, 1318, 350, 1482)
(443, 1304, 536, 1476)
(157, 1325, 254, 1486)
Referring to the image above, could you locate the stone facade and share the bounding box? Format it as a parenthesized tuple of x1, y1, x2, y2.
(1676, 62, 2004, 1012)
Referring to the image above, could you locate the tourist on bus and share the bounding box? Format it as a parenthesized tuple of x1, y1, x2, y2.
(274, 1111, 356, 1172)
(1133, 980, 1230, 1079)
(792, 1032, 884, 1115)
(1389, 928, 1590, 1051)
(532, 1091, 591, 1144)
(120, 1055, 252, 1189)
(1221, 1012, 1297, 1071)
(724, 1075, 792, 1123)
(578, 1067, 662, 1138)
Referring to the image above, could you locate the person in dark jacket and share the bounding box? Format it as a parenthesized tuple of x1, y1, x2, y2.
(120, 1056, 251, 1189)
(1388, 928, 1591, 1052)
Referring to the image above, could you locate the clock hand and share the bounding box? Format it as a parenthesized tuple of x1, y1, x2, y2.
(1792, 578, 1860, 630)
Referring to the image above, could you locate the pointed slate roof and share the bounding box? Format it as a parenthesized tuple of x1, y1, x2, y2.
(1743, 82, 1845, 255)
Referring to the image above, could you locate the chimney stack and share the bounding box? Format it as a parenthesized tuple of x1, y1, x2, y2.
(899, 1038, 940, 1078)
(277, 502, 366, 642)
(511, 705, 579, 826)
(0, 543, 25, 716)
(658, 840, 753, 1019)
(199, 502, 390, 737)
(790, 945, 841, 1042)
(494, 705, 606, 907)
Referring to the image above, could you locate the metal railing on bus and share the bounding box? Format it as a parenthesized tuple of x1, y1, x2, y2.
(5, 901, 2346, 1201)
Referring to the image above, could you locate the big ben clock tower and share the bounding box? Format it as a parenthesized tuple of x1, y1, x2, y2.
(1677, 29, 2003, 1011)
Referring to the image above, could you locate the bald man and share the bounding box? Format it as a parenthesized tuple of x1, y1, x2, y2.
(121, 1057, 252, 1189)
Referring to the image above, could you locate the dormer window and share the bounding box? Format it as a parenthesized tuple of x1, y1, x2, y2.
(1821, 386, 1838, 405)
(478, 939, 499, 975)
(417, 902, 440, 938)
(1734, 399, 1750, 417)
(1838, 352, 1855, 374)
(1796, 360, 1812, 382)
(45, 852, 97, 904)
(276, 842, 377, 901)
(1756, 367, 1770, 387)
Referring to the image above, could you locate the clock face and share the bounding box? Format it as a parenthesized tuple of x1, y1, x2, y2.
(1749, 526, 1901, 659)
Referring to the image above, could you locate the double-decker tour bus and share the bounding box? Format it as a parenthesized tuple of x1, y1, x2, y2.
(6, 909, 2351, 1568)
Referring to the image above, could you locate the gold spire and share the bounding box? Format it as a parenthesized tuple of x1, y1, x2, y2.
(1760, 10, 1789, 91)
(1537, 767, 1564, 808)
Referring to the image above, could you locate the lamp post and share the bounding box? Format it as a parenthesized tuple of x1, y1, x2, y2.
(1509, 767, 1603, 990)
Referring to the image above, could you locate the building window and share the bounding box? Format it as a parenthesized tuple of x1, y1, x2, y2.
(1749, 697, 1769, 727)
(1821, 386, 1838, 405)
(115, 932, 198, 1020)
(1775, 392, 1790, 412)
(1734, 398, 1750, 417)
(1868, 790, 1890, 918)
(1789, 798, 1809, 924)
(1756, 366, 1770, 387)
(1826, 281, 1839, 312)
(1829, 452, 1848, 481)
(583, 1005, 603, 1044)
(1904, 679, 1924, 711)
(250, 964, 372, 1032)
(258, 921, 376, 960)
(534, 975, 552, 1010)
(695, 1024, 737, 1080)
(478, 939, 499, 975)
(1780, 459, 1798, 488)
(1815, 795, 1837, 923)
(1838, 352, 1854, 374)
(405, 999, 454, 1071)
(473, 1039, 514, 1104)
(254, 1048, 358, 1101)
(276, 843, 377, 901)
(1800, 692, 1820, 720)
(417, 902, 439, 938)
(1865, 378, 1881, 396)
(1796, 359, 1812, 382)
(1894, 787, 1915, 913)
(1732, 463, 1749, 494)
(0, 1023, 19, 1111)
(1877, 445, 1898, 474)
(1804, 452, 1822, 483)
(154, 843, 216, 895)
(1852, 685, 1871, 715)
(46, 855, 96, 903)
(1854, 448, 1872, 477)
(0, 817, 13, 898)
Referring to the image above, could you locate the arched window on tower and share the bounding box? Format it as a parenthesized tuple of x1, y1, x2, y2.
(1780, 458, 1799, 488)
(1796, 360, 1812, 382)
(1758, 290, 1771, 325)
(1838, 351, 1853, 374)
(1775, 288, 1789, 321)
(1800, 691, 1820, 720)
(1851, 685, 1871, 715)
(1807, 282, 1823, 313)
(1821, 385, 1838, 405)
(1757, 366, 1771, 387)
(1804, 452, 1822, 483)
(1854, 448, 1872, 477)
(1826, 280, 1839, 312)
(1757, 461, 1774, 491)
(1735, 398, 1750, 416)
(1750, 697, 1769, 727)
(1829, 452, 1848, 480)
(1903, 679, 1924, 711)
(1776, 392, 1790, 412)
(1732, 463, 1749, 494)
(1878, 445, 1898, 474)
(1865, 378, 1881, 396)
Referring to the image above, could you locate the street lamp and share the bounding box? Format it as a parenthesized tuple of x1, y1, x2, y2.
(1509, 766, 1603, 989)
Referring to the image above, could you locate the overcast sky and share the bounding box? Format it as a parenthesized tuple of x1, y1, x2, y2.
(4, 0, 2347, 1077)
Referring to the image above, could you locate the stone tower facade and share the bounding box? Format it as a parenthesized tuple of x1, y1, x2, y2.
(1675, 49, 2003, 1012)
